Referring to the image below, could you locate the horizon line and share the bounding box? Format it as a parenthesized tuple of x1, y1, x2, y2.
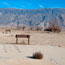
(0, 7, 65, 10)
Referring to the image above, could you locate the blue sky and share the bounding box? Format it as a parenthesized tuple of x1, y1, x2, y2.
(0, 0, 65, 9)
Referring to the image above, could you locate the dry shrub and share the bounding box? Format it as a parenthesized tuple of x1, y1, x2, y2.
(32, 26, 43, 31)
(44, 22, 61, 33)
(44, 27, 52, 31)
(55, 25, 61, 33)
(33, 52, 43, 59)
(51, 25, 61, 33)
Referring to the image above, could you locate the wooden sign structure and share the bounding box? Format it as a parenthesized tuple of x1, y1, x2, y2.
(15, 34, 30, 45)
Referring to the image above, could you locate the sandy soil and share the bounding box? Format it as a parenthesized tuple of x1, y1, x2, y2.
(0, 44, 64, 65)
(0, 59, 55, 65)
(0, 29, 65, 47)
(0, 29, 64, 65)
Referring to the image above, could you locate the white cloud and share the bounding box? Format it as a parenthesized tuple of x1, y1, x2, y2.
(40, 5, 43, 8)
(3, 2, 10, 6)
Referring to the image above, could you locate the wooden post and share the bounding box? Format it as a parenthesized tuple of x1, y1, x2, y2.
(16, 37, 18, 44)
(16, 35, 18, 44)
(28, 37, 30, 45)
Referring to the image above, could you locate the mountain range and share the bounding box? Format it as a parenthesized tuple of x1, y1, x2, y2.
(0, 8, 65, 29)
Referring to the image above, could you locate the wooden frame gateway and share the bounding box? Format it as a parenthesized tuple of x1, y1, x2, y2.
(15, 34, 30, 45)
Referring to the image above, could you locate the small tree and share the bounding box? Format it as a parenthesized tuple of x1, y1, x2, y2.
(55, 25, 61, 33)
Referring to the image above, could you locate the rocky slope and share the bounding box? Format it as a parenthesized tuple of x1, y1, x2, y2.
(0, 8, 65, 29)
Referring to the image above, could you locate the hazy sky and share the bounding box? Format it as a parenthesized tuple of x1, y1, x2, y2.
(0, 0, 65, 9)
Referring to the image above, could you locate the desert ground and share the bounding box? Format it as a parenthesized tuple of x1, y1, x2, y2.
(0, 28, 65, 65)
(0, 28, 65, 47)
